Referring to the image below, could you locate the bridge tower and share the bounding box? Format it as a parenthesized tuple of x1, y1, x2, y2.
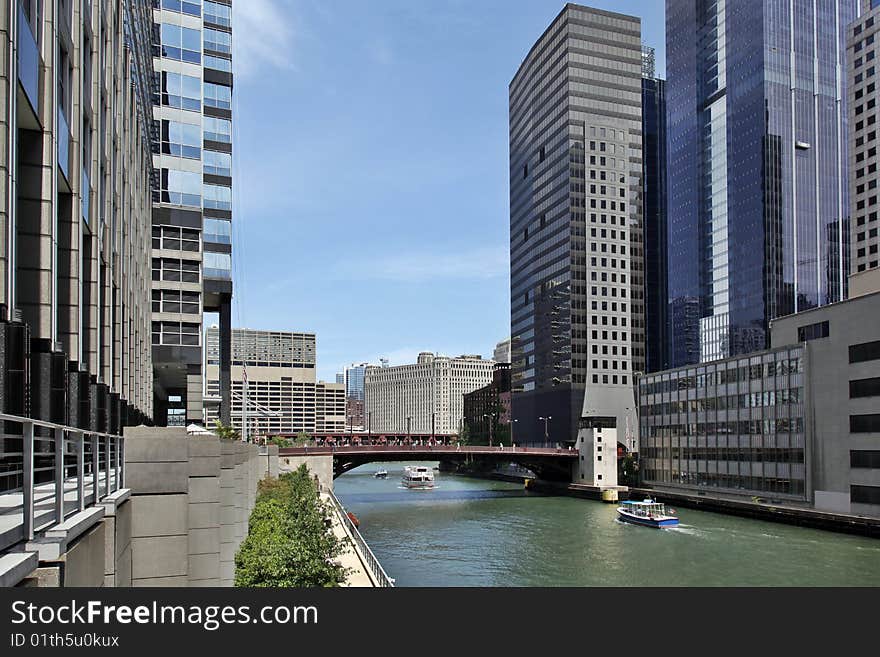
(572, 416, 618, 488)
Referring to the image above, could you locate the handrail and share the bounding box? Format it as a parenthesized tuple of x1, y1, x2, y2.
(0, 412, 125, 553)
(324, 488, 394, 588)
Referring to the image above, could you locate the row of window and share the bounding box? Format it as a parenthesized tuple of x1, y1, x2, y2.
(642, 418, 805, 436)
(642, 447, 804, 464)
(851, 414, 880, 433)
(639, 357, 803, 395)
(158, 23, 232, 63)
(640, 471, 805, 497)
(152, 289, 201, 315)
(851, 450, 880, 469)
(152, 321, 200, 346)
(156, 169, 231, 209)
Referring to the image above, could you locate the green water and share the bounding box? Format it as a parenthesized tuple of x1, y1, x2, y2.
(334, 462, 880, 586)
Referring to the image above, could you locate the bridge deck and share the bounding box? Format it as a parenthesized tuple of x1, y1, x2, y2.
(279, 445, 578, 458)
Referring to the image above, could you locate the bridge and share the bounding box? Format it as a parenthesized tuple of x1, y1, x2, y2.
(278, 444, 579, 481)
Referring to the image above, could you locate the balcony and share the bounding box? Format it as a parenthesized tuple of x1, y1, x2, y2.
(17, 4, 40, 112)
(57, 108, 71, 181)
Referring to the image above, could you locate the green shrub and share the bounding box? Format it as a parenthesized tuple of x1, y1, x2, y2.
(235, 465, 348, 587)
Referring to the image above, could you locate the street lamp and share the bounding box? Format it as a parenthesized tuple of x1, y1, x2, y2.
(406, 416, 412, 443)
(511, 418, 519, 444)
(482, 413, 496, 447)
(539, 415, 552, 448)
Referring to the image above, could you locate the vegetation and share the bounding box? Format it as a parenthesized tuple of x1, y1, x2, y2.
(214, 420, 240, 441)
(618, 453, 639, 487)
(234, 465, 349, 587)
(294, 431, 312, 446)
(457, 424, 470, 447)
(269, 436, 292, 448)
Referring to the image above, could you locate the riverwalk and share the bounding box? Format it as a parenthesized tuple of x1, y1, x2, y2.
(321, 492, 375, 587)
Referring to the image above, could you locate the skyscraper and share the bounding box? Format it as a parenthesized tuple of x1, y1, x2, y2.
(509, 4, 643, 445)
(666, 0, 856, 367)
(641, 46, 669, 373)
(150, 0, 235, 426)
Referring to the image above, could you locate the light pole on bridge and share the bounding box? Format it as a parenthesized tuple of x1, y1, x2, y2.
(539, 416, 552, 448)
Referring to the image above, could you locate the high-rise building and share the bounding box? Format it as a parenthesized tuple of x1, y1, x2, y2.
(343, 362, 372, 401)
(849, 0, 880, 297)
(666, 0, 856, 367)
(641, 46, 669, 373)
(0, 1, 156, 431)
(493, 338, 512, 364)
(509, 4, 643, 446)
(150, 0, 234, 426)
(364, 352, 495, 434)
(204, 328, 345, 435)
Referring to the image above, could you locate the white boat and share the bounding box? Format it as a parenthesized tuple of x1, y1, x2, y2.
(374, 469, 388, 479)
(616, 499, 679, 528)
(402, 466, 435, 489)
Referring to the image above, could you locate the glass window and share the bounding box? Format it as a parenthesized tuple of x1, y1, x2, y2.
(159, 0, 202, 17)
(161, 169, 201, 207)
(204, 27, 231, 54)
(203, 116, 232, 143)
(204, 251, 232, 279)
(204, 1, 231, 27)
(161, 120, 201, 159)
(204, 217, 231, 244)
(160, 24, 201, 64)
(204, 54, 232, 72)
(160, 72, 201, 112)
(203, 150, 232, 177)
(204, 82, 231, 110)
(203, 183, 232, 211)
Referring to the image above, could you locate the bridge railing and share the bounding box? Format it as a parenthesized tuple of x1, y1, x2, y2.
(282, 444, 577, 456)
(324, 488, 395, 588)
(0, 412, 124, 553)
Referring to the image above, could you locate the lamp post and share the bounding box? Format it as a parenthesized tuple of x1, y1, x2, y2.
(511, 418, 518, 444)
(406, 416, 412, 444)
(431, 411, 435, 443)
(368, 411, 372, 441)
(539, 415, 552, 448)
(482, 413, 495, 447)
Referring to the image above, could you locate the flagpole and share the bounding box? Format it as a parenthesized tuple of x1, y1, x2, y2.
(242, 363, 249, 443)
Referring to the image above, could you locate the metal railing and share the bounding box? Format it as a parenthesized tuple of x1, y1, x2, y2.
(324, 488, 394, 588)
(0, 412, 124, 553)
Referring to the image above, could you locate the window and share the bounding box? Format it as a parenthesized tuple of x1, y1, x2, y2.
(160, 23, 201, 64)
(849, 340, 880, 364)
(152, 226, 199, 252)
(159, 169, 201, 207)
(161, 120, 201, 159)
(797, 320, 829, 342)
(204, 218, 231, 244)
(204, 54, 232, 72)
(204, 251, 232, 279)
(850, 414, 880, 433)
(851, 377, 880, 399)
(158, 0, 201, 16)
(152, 257, 199, 283)
(204, 27, 231, 54)
(851, 485, 880, 505)
(851, 451, 880, 468)
(203, 183, 232, 211)
(152, 321, 201, 346)
(203, 1, 231, 27)
(203, 150, 232, 177)
(204, 82, 231, 110)
(160, 72, 201, 112)
(152, 289, 201, 315)
(204, 116, 232, 143)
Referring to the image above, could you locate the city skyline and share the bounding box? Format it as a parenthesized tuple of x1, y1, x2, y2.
(230, 0, 667, 382)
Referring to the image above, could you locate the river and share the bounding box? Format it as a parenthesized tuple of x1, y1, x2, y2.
(333, 462, 880, 586)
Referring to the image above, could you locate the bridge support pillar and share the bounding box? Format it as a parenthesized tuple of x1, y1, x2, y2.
(279, 454, 333, 491)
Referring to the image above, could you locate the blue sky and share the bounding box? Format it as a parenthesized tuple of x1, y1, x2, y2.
(229, 0, 666, 381)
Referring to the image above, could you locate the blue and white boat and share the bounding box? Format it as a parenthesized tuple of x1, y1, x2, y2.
(616, 499, 679, 528)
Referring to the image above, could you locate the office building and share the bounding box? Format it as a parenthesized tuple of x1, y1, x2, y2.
(344, 362, 371, 400)
(464, 363, 512, 445)
(0, 1, 156, 434)
(365, 352, 495, 434)
(849, 0, 880, 297)
(509, 4, 643, 446)
(493, 338, 511, 364)
(204, 328, 344, 436)
(666, 0, 856, 367)
(641, 46, 669, 373)
(638, 290, 880, 518)
(150, 0, 234, 426)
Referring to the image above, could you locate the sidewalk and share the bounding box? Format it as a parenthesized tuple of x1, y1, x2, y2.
(320, 492, 375, 587)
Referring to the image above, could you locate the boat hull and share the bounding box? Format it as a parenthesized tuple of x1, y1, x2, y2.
(401, 480, 434, 489)
(617, 509, 679, 528)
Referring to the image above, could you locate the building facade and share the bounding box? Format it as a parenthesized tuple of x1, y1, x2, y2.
(204, 328, 345, 436)
(638, 290, 880, 518)
(0, 1, 156, 438)
(150, 0, 234, 427)
(493, 338, 511, 364)
(666, 0, 856, 367)
(364, 352, 495, 434)
(464, 363, 512, 445)
(641, 47, 668, 374)
(509, 4, 643, 446)
(849, 0, 880, 297)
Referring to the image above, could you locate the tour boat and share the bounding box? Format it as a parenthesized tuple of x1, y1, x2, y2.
(616, 499, 679, 528)
(374, 469, 388, 479)
(402, 466, 435, 489)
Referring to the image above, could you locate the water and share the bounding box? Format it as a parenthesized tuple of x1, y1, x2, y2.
(334, 462, 880, 586)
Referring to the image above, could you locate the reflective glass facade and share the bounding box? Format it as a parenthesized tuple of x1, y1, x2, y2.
(509, 5, 643, 445)
(667, 0, 856, 367)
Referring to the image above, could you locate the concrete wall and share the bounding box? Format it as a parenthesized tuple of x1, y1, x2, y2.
(279, 454, 334, 491)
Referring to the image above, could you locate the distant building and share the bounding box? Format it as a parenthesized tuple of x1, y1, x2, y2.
(336, 372, 344, 384)
(638, 291, 880, 518)
(365, 352, 496, 434)
(344, 363, 373, 401)
(464, 364, 512, 445)
(493, 338, 512, 364)
(205, 328, 344, 435)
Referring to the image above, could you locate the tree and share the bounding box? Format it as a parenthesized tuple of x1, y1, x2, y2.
(235, 464, 349, 587)
(214, 420, 240, 441)
(294, 431, 312, 447)
(270, 436, 292, 448)
(457, 423, 470, 447)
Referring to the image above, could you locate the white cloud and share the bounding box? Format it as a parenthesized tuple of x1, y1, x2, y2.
(333, 245, 508, 283)
(232, 0, 297, 78)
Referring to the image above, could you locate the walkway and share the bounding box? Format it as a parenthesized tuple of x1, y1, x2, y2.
(320, 492, 375, 587)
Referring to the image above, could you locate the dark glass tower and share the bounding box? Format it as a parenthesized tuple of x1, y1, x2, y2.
(666, 0, 856, 366)
(642, 48, 669, 373)
(509, 4, 643, 445)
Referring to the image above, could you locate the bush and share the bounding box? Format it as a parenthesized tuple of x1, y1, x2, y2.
(235, 465, 349, 587)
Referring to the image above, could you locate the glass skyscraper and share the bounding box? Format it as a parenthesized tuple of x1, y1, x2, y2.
(509, 5, 644, 445)
(666, 0, 856, 367)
